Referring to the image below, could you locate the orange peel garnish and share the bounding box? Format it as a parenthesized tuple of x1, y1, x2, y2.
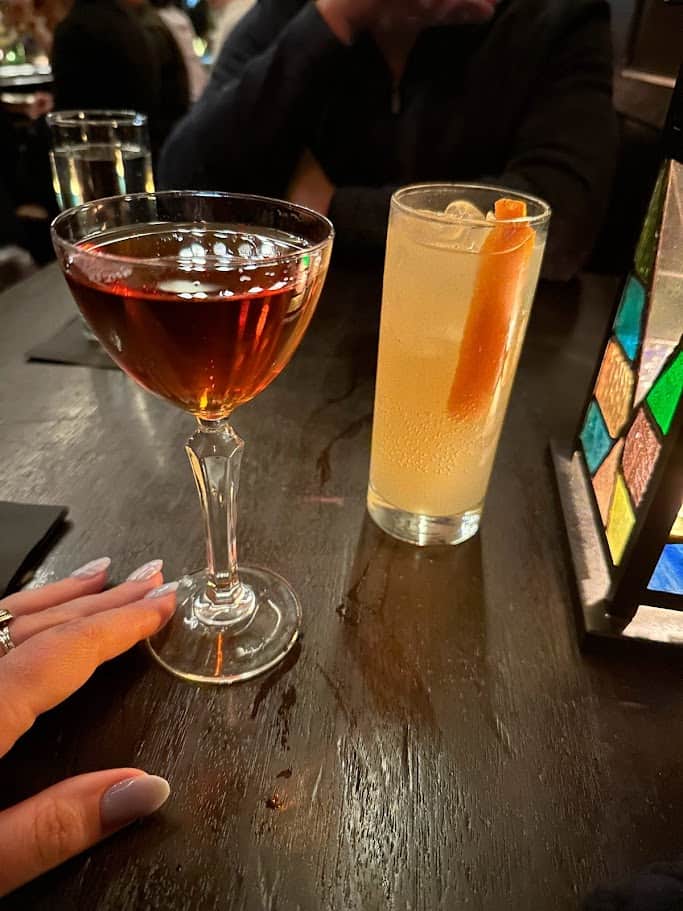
(447, 198, 535, 419)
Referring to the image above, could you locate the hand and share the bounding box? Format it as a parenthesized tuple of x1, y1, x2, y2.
(24, 91, 54, 120)
(0, 557, 178, 896)
(317, 0, 498, 42)
(287, 148, 335, 216)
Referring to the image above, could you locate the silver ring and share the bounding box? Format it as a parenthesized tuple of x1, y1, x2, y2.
(0, 624, 15, 654)
(0, 607, 15, 654)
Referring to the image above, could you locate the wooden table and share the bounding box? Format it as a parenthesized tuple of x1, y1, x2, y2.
(1, 263, 681, 910)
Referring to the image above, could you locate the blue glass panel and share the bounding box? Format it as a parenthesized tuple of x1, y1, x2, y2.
(648, 544, 683, 596)
(614, 275, 645, 363)
(580, 400, 612, 474)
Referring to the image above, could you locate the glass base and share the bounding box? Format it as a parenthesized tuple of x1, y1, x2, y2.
(147, 566, 301, 684)
(367, 485, 481, 546)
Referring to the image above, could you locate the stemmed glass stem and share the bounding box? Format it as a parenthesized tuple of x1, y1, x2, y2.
(186, 418, 256, 631)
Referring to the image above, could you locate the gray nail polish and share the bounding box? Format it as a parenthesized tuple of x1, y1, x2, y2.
(101, 775, 170, 829)
(126, 559, 163, 583)
(70, 556, 111, 579)
(144, 580, 179, 600)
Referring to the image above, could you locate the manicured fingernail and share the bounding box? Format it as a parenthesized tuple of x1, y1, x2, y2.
(70, 556, 111, 579)
(126, 559, 163, 583)
(101, 775, 170, 828)
(144, 580, 179, 600)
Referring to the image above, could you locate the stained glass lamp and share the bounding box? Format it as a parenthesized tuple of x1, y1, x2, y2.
(552, 67, 683, 646)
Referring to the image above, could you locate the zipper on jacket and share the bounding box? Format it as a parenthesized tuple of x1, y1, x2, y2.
(391, 82, 401, 115)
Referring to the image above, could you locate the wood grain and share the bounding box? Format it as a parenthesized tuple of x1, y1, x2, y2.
(1, 264, 682, 910)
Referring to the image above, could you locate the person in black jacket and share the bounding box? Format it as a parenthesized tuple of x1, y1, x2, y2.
(159, 0, 618, 281)
(51, 0, 158, 119)
(128, 0, 190, 151)
(51, 0, 189, 156)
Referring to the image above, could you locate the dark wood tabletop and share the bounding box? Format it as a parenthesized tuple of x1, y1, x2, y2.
(1, 261, 681, 911)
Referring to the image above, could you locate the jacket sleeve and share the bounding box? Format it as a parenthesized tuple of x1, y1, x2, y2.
(159, 0, 347, 195)
(498, 3, 618, 280)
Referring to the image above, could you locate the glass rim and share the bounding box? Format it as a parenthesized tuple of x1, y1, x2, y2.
(46, 109, 147, 128)
(51, 190, 335, 270)
(392, 182, 551, 228)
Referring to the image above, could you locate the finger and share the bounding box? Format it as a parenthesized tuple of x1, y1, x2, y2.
(9, 563, 164, 646)
(0, 585, 178, 754)
(2, 557, 112, 617)
(0, 769, 170, 897)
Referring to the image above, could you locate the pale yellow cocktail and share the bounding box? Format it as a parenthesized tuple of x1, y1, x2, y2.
(368, 185, 550, 545)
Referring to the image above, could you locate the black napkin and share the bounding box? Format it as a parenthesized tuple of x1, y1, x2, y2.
(26, 317, 117, 370)
(0, 501, 68, 596)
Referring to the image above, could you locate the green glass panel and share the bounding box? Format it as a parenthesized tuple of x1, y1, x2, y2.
(614, 275, 645, 362)
(635, 164, 667, 287)
(580, 400, 612, 474)
(646, 351, 683, 435)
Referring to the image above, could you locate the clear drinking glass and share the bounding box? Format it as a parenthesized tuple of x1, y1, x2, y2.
(52, 191, 333, 683)
(47, 110, 154, 210)
(368, 183, 551, 546)
(47, 110, 155, 342)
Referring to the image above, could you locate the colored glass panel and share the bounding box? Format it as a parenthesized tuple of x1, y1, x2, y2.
(633, 162, 683, 404)
(594, 340, 634, 437)
(580, 400, 612, 474)
(614, 275, 645, 362)
(634, 163, 667, 287)
(592, 439, 623, 525)
(635, 340, 677, 404)
(606, 474, 636, 565)
(646, 351, 682, 435)
(672, 505, 683, 542)
(648, 543, 683, 595)
(622, 408, 661, 506)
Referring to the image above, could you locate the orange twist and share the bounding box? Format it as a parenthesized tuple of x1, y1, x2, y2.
(447, 198, 535, 420)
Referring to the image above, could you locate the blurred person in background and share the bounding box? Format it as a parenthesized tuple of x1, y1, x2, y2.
(51, 0, 188, 156)
(209, 0, 254, 59)
(127, 0, 190, 148)
(0, 108, 36, 288)
(51, 0, 158, 119)
(2, 0, 66, 60)
(150, 0, 207, 100)
(30, 0, 72, 55)
(160, 0, 618, 281)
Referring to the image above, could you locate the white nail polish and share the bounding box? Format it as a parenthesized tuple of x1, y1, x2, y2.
(101, 775, 170, 828)
(144, 581, 179, 600)
(70, 556, 111, 579)
(126, 559, 163, 583)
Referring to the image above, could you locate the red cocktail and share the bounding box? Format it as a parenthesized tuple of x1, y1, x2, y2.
(52, 193, 333, 683)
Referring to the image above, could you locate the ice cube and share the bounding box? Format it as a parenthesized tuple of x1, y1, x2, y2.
(444, 200, 485, 221)
(441, 200, 487, 252)
(405, 201, 488, 252)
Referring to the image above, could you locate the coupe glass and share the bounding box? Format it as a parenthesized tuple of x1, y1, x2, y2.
(52, 191, 333, 683)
